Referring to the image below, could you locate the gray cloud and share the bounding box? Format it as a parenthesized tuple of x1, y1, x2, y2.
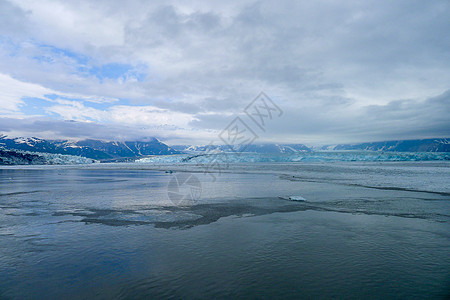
(0, 88, 448, 146)
(0, 117, 199, 142)
(0, 0, 449, 144)
(190, 90, 450, 144)
(0, 0, 29, 36)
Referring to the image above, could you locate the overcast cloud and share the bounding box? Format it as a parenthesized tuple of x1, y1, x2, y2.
(0, 0, 448, 145)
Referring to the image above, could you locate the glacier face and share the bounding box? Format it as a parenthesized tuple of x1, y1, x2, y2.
(0, 148, 95, 165)
(137, 151, 449, 164)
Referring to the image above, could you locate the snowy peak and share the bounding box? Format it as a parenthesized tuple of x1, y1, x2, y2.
(0, 136, 178, 160)
(322, 138, 450, 152)
(171, 143, 311, 154)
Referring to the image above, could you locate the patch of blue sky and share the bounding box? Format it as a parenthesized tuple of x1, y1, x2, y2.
(0, 38, 90, 67)
(31, 54, 54, 64)
(19, 97, 53, 116)
(109, 98, 131, 106)
(0, 36, 23, 56)
(43, 94, 59, 100)
(87, 63, 147, 82)
(32, 42, 89, 65)
(89, 63, 132, 79)
(79, 98, 136, 110)
(1, 38, 148, 82)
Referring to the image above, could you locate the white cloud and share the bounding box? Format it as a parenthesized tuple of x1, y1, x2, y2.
(45, 100, 106, 121)
(9, 0, 125, 49)
(45, 100, 196, 128)
(0, 72, 120, 114)
(0, 73, 52, 113)
(0, 72, 202, 140)
(108, 105, 195, 127)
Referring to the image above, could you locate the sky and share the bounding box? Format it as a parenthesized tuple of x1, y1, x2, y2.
(0, 0, 449, 146)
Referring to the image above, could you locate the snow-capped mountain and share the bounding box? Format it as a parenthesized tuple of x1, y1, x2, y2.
(0, 135, 179, 160)
(321, 138, 450, 152)
(73, 138, 179, 157)
(171, 143, 311, 153)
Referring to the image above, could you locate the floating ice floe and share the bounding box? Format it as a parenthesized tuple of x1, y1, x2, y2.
(279, 195, 307, 202)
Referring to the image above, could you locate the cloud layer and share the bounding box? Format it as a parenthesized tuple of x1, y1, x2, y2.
(0, 0, 449, 144)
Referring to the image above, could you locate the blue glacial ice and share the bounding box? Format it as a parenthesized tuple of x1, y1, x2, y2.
(137, 151, 449, 164)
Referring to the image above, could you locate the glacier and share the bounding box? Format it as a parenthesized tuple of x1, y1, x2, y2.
(0, 148, 96, 165)
(136, 151, 449, 164)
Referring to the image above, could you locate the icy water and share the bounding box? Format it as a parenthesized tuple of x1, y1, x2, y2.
(0, 161, 449, 299)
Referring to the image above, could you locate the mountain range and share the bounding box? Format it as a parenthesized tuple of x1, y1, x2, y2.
(0, 135, 179, 160)
(171, 143, 311, 153)
(1, 136, 449, 165)
(322, 138, 449, 152)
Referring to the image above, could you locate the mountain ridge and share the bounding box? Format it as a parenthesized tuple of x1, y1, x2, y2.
(0, 135, 179, 160)
(1, 136, 449, 164)
(321, 138, 449, 152)
(171, 143, 311, 154)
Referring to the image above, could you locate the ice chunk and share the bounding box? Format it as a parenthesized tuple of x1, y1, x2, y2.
(279, 195, 307, 202)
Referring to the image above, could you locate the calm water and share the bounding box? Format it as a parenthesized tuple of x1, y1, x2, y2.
(0, 162, 449, 298)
